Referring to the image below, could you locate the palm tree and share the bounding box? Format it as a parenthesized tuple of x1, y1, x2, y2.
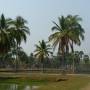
(10, 16, 30, 46)
(9, 16, 30, 70)
(34, 40, 52, 71)
(28, 53, 35, 68)
(0, 14, 30, 69)
(49, 15, 85, 70)
(66, 15, 85, 72)
(0, 14, 12, 55)
(49, 16, 69, 68)
(66, 15, 85, 53)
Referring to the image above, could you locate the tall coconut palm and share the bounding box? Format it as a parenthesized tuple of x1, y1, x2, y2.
(10, 16, 30, 46)
(9, 16, 30, 70)
(34, 40, 52, 71)
(49, 15, 85, 69)
(0, 14, 12, 54)
(66, 15, 85, 72)
(49, 16, 69, 67)
(66, 15, 85, 53)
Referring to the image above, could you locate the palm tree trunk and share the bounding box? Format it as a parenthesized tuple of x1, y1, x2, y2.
(72, 54, 75, 73)
(61, 46, 65, 69)
(66, 45, 69, 54)
(71, 41, 75, 73)
(58, 43, 65, 69)
(42, 59, 44, 73)
(71, 41, 74, 53)
(15, 43, 18, 72)
(42, 61, 44, 73)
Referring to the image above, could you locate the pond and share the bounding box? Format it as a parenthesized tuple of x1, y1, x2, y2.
(0, 84, 39, 90)
(0, 78, 43, 90)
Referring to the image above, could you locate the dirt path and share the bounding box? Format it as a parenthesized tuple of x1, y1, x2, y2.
(81, 83, 90, 90)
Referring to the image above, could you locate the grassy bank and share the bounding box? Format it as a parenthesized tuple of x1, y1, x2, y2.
(0, 72, 68, 83)
(39, 75, 90, 90)
(0, 73, 89, 90)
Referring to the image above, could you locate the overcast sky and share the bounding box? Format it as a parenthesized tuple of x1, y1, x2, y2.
(0, 0, 90, 55)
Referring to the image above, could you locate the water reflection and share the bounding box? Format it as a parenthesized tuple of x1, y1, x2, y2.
(0, 84, 39, 90)
(9, 84, 18, 90)
(24, 85, 31, 90)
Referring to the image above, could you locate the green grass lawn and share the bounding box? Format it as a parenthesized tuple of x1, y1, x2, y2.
(0, 72, 89, 90)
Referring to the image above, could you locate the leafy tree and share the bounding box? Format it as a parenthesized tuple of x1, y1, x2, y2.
(83, 55, 89, 64)
(5, 47, 29, 69)
(28, 53, 35, 68)
(79, 51, 84, 59)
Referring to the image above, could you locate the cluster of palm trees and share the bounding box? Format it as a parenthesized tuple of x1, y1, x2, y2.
(0, 14, 85, 71)
(0, 14, 30, 55)
(0, 14, 30, 68)
(35, 15, 85, 70)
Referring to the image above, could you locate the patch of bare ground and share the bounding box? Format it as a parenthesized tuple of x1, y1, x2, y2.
(81, 83, 90, 90)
